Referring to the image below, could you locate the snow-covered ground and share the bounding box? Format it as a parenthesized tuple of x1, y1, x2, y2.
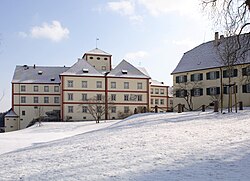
(1, 110, 250, 181)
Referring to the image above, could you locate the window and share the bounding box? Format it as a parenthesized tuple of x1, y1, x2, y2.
(124, 82, 129, 89)
(160, 89, 164, 94)
(151, 99, 154, 104)
(124, 106, 129, 113)
(89, 56, 93, 59)
(176, 75, 187, 83)
(102, 66, 106, 70)
(21, 96, 26, 103)
(242, 66, 250, 76)
(21, 85, 26, 92)
(97, 57, 101, 60)
(155, 89, 159, 94)
(68, 80, 73, 87)
(111, 94, 116, 101)
(176, 90, 187, 98)
(137, 82, 142, 89)
(68, 93, 73, 100)
(191, 88, 203, 96)
(68, 106, 73, 113)
(104, 57, 108, 60)
(34, 97, 39, 103)
(97, 94, 102, 101)
(206, 71, 220, 80)
(191, 73, 203, 81)
(111, 107, 116, 113)
(96, 81, 102, 88)
(223, 69, 238, 78)
(150, 88, 153, 94)
(54, 86, 59, 92)
(82, 94, 88, 101)
(111, 82, 116, 88)
(137, 95, 142, 101)
(54, 97, 60, 103)
(44, 86, 49, 92)
(223, 86, 237, 94)
(206, 87, 220, 95)
(155, 99, 159, 105)
(243, 84, 250, 93)
(160, 99, 164, 105)
(34, 86, 38, 92)
(82, 81, 88, 88)
(82, 106, 88, 113)
(22, 111, 25, 116)
(44, 97, 49, 103)
(97, 106, 102, 113)
(124, 94, 129, 101)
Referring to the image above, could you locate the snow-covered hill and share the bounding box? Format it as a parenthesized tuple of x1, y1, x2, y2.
(1, 110, 250, 181)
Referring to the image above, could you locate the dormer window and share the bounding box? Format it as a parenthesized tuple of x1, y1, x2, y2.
(122, 70, 128, 74)
(38, 71, 43, 75)
(51, 78, 55, 81)
(82, 69, 89, 73)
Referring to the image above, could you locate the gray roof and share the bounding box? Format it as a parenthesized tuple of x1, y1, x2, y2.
(108, 59, 150, 78)
(5, 109, 18, 117)
(61, 59, 104, 76)
(84, 48, 111, 56)
(172, 34, 250, 74)
(12, 65, 69, 84)
(150, 79, 167, 87)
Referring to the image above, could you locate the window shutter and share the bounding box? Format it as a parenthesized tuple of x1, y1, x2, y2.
(200, 73, 203, 81)
(216, 87, 220, 94)
(206, 88, 210, 95)
(216, 71, 220, 79)
(184, 75, 187, 82)
(176, 76, 180, 83)
(223, 86, 228, 94)
(243, 85, 247, 93)
(191, 89, 194, 96)
(223, 70, 227, 78)
(176, 90, 180, 97)
(206, 72, 210, 80)
(242, 68, 247, 76)
(233, 69, 238, 77)
(200, 88, 203, 96)
(191, 74, 194, 81)
(184, 90, 188, 96)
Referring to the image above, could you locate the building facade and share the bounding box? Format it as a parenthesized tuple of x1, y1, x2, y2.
(7, 48, 170, 132)
(172, 33, 250, 111)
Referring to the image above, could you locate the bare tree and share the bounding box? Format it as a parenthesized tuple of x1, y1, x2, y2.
(87, 95, 113, 123)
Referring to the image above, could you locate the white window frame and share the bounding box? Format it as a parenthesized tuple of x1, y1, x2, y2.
(44, 86, 49, 92)
(82, 81, 88, 88)
(137, 82, 142, 89)
(21, 96, 26, 103)
(34, 97, 39, 103)
(21, 85, 26, 92)
(68, 80, 74, 87)
(54, 97, 60, 103)
(54, 86, 59, 92)
(68, 93, 73, 101)
(96, 81, 102, 88)
(44, 97, 49, 103)
(111, 82, 116, 89)
(34, 86, 38, 92)
(124, 82, 129, 89)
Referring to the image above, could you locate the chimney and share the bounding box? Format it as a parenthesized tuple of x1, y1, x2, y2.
(220, 35, 224, 40)
(33, 64, 36, 69)
(214, 32, 219, 46)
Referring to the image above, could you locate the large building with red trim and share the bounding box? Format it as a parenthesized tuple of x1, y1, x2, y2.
(8, 48, 171, 131)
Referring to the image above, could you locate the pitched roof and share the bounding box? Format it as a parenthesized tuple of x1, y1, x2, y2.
(12, 65, 69, 84)
(108, 59, 150, 78)
(5, 109, 18, 117)
(150, 79, 167, 87)
(172, 34, 250, 74)
(84, 48, 111, 56)
(60, 59, 104, 76)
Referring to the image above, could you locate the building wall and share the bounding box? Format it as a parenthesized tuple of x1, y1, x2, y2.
(172, 64, 250, 111)
(149, 85, 169, 112)
(12, 83, 61, 129)
(4, 117, 18, 132)
(84, 54, 111, 72)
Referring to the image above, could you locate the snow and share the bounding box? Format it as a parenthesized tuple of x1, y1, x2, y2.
(1, 110, 250, 180)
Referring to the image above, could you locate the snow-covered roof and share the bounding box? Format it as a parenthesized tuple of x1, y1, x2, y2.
(137, 67, 151, 77)
(12, 65, 69, 84)
(172, 34, 250, 74)
(61, 59, 104, 77)
(150, 79, 167, 87)
(5, 109, 18, 118)
(84, 48, 111, 56)
(108, 60, 150, 79)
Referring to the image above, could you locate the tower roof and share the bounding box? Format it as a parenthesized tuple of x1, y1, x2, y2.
(84, 48, 111, 57)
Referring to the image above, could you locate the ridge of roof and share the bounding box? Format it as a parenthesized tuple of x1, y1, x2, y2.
(61, 58, 103, 76)
(84, 48, 111, 56)
(108, 59, 150, 78)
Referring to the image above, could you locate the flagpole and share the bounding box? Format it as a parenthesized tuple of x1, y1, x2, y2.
(96, 38, 99, 48)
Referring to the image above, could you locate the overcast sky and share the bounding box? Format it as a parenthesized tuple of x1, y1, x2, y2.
(0, 0, 215, 112)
